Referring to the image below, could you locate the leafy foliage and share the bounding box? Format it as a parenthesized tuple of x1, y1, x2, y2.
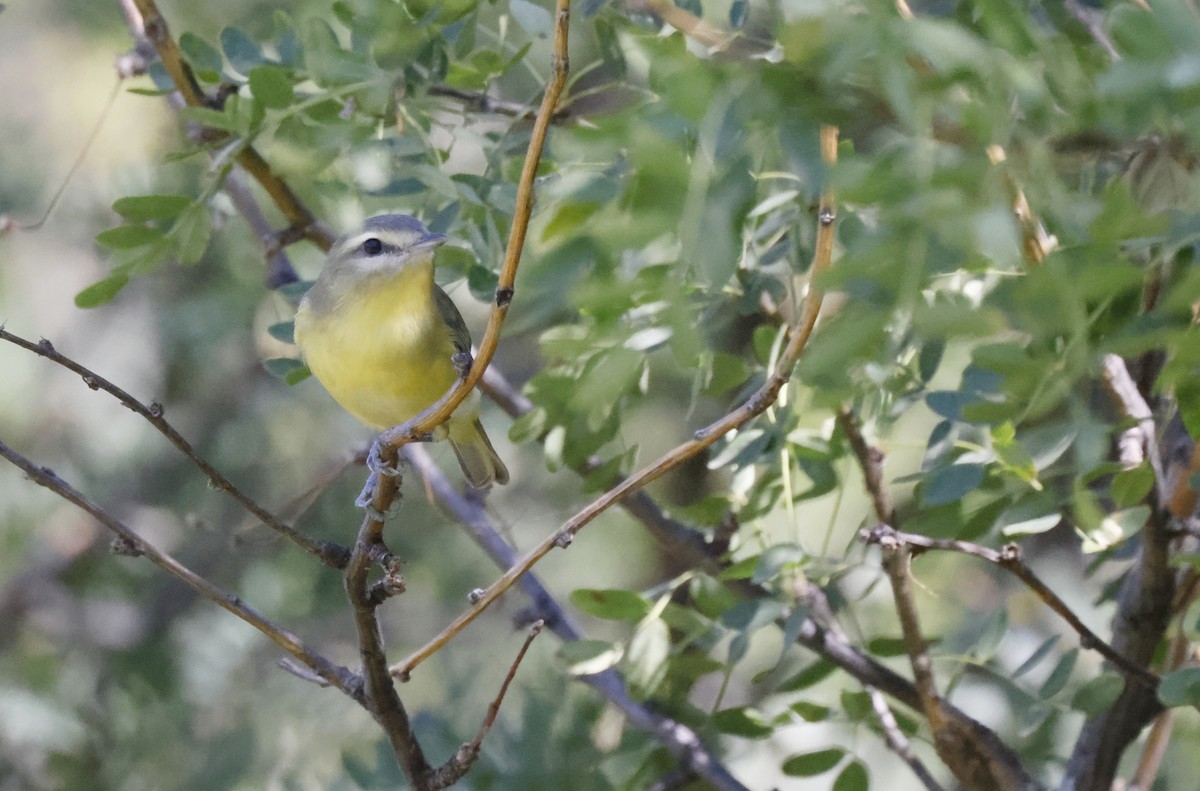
(4, 0, 1200, 788)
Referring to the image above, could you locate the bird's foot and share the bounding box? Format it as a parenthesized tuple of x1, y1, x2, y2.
(451, 351, 473, 376)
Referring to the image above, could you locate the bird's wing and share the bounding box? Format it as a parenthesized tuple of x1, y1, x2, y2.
(433, 284, 474, 356)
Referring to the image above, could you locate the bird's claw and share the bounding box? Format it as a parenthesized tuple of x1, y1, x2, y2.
(451, 351, 473, 376)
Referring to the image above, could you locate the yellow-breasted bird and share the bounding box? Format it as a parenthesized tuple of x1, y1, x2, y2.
(293, 214, 509, 487)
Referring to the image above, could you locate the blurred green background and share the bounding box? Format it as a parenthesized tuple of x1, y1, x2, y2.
(3, 0, 1200, 789)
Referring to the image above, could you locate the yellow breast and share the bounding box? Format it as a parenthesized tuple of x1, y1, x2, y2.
(294, 261, 459, 429)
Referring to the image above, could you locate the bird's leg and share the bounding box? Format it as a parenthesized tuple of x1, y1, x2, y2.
(451, 351, 473, 376)
(355, 435, 405, 519)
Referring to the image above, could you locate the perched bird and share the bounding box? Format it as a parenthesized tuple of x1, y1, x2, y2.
(293, 214, 509, 487)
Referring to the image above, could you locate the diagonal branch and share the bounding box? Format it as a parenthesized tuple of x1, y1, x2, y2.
(426, 621, 544, 788)
(0, 328, 349, 569)
(402, 445, 752, 791)
(122, 0, 333, 250)
(0, 439, 359, 696)
(390, 125, 841, 679)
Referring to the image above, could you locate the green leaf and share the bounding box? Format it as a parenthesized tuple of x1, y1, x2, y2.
(559, 640, 622, 676)
(179, 32, 223, 79)
(1038, 648, 1078, 699)
(95, 225, 166, 249)
(569, 589, 651, 621)
(782, 748, 843, 777)
(1111, 465, 1155, 508)
(780, 660, 835, 691)
(712, 707, 774, 739)
(921, 463, 986, 506)
(1079, 506, 1149, 554)
(74, 271, 130, 308)
(263, 357, 306, 381)
(1070, 673, 1124, 715)
(267, 322, 295, 344)
(751, 543, 805, 584)
(112, 194, 193, 222)
(833, 760, 869, 791)
(508, 407, 547, 443)
(220, 26, 266, 74)
(1012, 635, 1059, 679)
(624, 617, 670, 697)
(172, 203, 212, 264)
(789, 701, 831, 722)
(248, 65, 294, 109)
(1159, 667, 1200, 707)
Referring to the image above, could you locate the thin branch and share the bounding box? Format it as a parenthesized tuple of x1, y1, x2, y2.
(389, 125, 842, 679)
(1064, 0, 1122, 62)
(0, 328, 350, 569)
(837, 408, 894, 523)
(0, 439, 359, 696)
(862, 526, 1159, 688)
(427, 621, 544, 787)
(866, 685, 947, 791)
(877, 537, 943, 723)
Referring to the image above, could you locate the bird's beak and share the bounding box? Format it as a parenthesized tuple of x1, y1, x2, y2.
(413, 232, 449, 252)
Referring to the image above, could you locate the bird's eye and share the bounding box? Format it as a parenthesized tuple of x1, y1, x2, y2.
(361, 238, 384, 256)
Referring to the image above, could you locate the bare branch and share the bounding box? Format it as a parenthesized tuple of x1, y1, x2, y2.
(862, 526, 1159, 688)
(866, 685, 947, 791)
(426, 621, 545, 787)
(0, 439, 359, 695)
(0, 328, 349, 569)
(390, 125, 841, 679)
(837, 408, 894, 523)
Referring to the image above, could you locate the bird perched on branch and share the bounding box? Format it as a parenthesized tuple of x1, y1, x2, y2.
(293, 214, 509, 487)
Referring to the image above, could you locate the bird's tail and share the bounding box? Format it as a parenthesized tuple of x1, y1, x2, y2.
(449, 415, 510, 487)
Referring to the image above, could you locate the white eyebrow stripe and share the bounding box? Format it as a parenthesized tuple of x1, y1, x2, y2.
(340, 231, 407, 256)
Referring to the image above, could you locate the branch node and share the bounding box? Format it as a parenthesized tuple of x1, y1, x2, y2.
(999, 543, 1022, 564)
(495, 286, 515, 308)
(554, 531, 574, 549)
(467, 587, 487, 604)
(110, 536, 144, 556)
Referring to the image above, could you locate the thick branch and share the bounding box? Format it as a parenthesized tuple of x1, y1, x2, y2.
(344, 471, 434, 786)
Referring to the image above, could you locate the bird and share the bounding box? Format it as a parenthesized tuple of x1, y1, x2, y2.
(293, 213, 509, 487)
